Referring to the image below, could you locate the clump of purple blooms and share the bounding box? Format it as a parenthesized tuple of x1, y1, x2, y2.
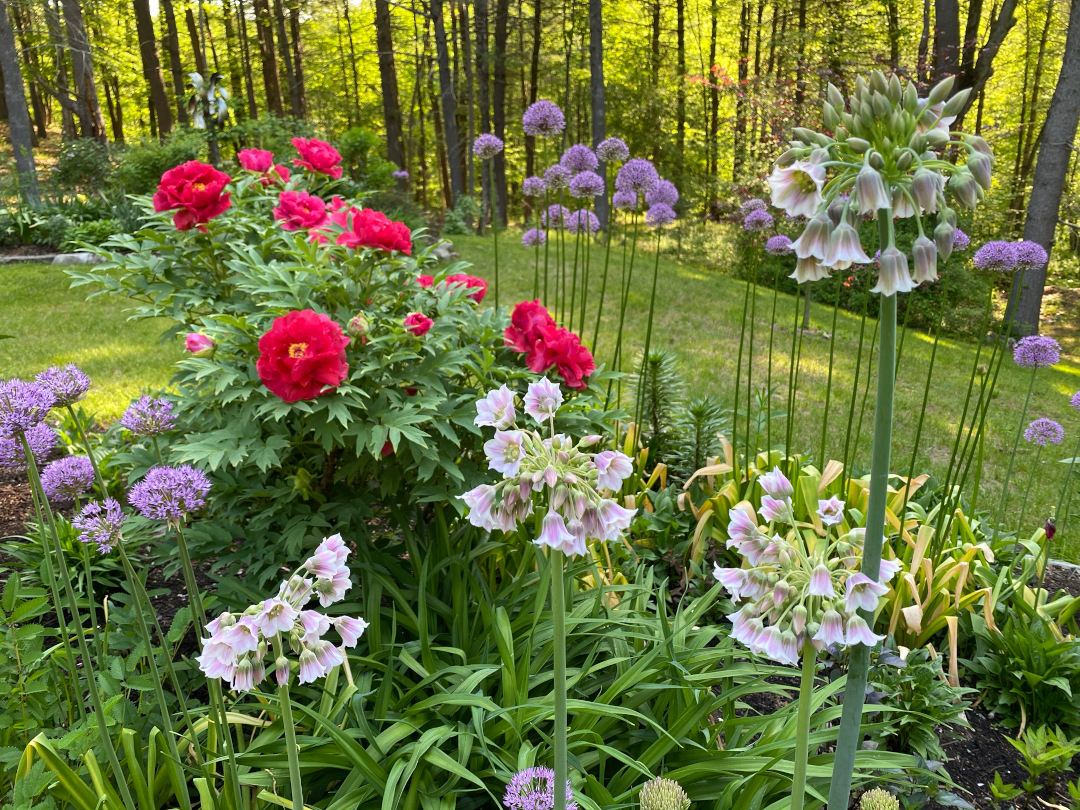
(40, 455, 94, 502)
(1013, 239, 1049, 271)
(0, 379, 55, 438)
(568, 170, 604, 199)
(522, 100, 566, 138)
(766, 234, 794, 255)
(615, 158, 659, 196)
(502, 766, 577, 810)
(595, 137, 629, 163)
(972, 240, 1017, 273)
(473, 134, 504, 159)
(0, 423, 56, 472)
(391, 169, 409, 181)
(522, 176, 546, 197)
(645, 179, 679, 208)
(120, 396, 177, 436)
(73, 497, 126, 553)
(611, 190, 637, 211)
(1072, 390, 1080, 412)
(953, 229, 970, 251)
(1024, 418, 1065, 447)
(1013, 335, 1061, 369)
(521, 228, 546, 247)
(560, 144, 598, 174)
(35, 364, 90, 408)
(543, 164, 571, 191)
(566, 209, 600, 234)
(741, 198, 767, 214)
(541, 204, 570, 228)
(645, 203, 676, 228)
(128, 464, 211, 523)
(744, 209, 774, 231)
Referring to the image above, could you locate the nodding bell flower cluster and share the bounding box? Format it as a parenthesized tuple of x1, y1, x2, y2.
(768, 71, 991, 295)
(461, 379, 637, 558)
(197, 534, 368, 691)
(714, 467, 899, 666)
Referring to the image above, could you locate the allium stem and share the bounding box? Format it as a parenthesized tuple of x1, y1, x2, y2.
(733, 244, 754, 484)
(828, 214, 897, 810)
(852, 318, 880, 480)
(1042, 431, 1080, 589)
(990, 365, 1038, 545)
(819, 279, 843, 467)
(592, 188, 617, 351)
(784, 284, 803, 477)
(579, 202, 593, 336)
(606, 212, 637, 414)
(569, 209, 582, 332)
(79, 541, 103, 661)
(633, 229, 664, 437)
(274, 638, 305, 810)
(490, 157, 500, 308)
(551, 548, 569, 810)
(840, 289, 872, 494)
(745, 242, 760, 471)
(1019, 445, 1043, 531)
(543, 190, 551, 302)
(791, 640, 818, 810)
(766, 260, 783, 457)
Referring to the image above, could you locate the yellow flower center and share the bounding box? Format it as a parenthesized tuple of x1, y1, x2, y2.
(192, 182, 206, 192)
(288, 342, 308, 358)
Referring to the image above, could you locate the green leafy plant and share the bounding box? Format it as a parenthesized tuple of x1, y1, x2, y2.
(1008, 725, 1080, 797)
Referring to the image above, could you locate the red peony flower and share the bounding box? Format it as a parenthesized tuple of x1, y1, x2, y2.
(526, 325, 595, 390)
(265, 164, 290, 186)
(504, 299, 556, 353)
(238, 149, 274, 173)
(381, 440, 395, 456)
(273, 190, 329, 231)
(416, 275, 434, 288)
(256, 309, 351, 402)
(328, 195, 348, 212)
(152, 160, 232, 231)
(443, 274, 488, 303)
(292, 137, 344, 179)
(403, 312, 433, 336)
(335, 208, 412, 254)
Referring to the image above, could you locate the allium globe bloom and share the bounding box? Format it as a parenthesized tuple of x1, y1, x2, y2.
(645, 179, 679, 208)
(256, 310, 351, 402)
(560, 144, 598, 174)
(593, 449, 633, 490)
(475, 385, 517, 429)
(184, 333, 215, 356)
(742, 198, 768, 214)
(525, 326, 596, 389)
(403, 312, 433, 336)
(35, 364, 90, 408)
(443, 273, 488, 303)
(767, 160, 825, 219)
(152, 160, 232, 231)
(521, 228, 547, 247)
(0, 379, 55, 437)
(334, 207, 412, 254)
(765, 234, 794, 255)
(638, 777, 691, 810)
(1013, 335, 1061, 369)
(743, 209, 774, 231)
(273, 190, 328, 231)
(568, 170, 604, 199)
(238, 148, 274, 173)
(611, 190, 638, 210)
(120, 396, 177, 436)
(291, 137, 344, 178)
(1072, 391, 1080, 412)
(128, 464, 211, 523)
(523, 377, 563, 423)
(521, 99, 566, 137)
(72, 497, 126, 553)
(0, 423, 56, 472)
(953, 228, 971, 251)
(392, 169, 409, 180)
(504, 299, 556, 353)
(503, 766, 577, 810)
(40, 455, 94, 502)
(645, 203, 676, 228)
(615, 158, 659, 195)
(472, 133, 504, 159)
(541, 203, 571, 227)
(1024, 417, 1065, 447)
(1013, 239, 1049, 271)
(565, 209, 600, 234)
(522, 175, 546, 197)
(596, 137, 629, 163)
(543, 164, 572, 191)
(972, 240, 1017, 273)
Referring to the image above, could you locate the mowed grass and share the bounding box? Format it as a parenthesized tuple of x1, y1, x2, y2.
(451, 232, 1080, 559)
(0, 263, 176, 421)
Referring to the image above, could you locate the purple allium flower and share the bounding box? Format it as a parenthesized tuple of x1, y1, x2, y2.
(645, 203, 676, 228)
(953, 228, 970, 251)
(543, 164, 571, 191)
(72, 497, 126, 553)
(645, 179, 679, 208)
(541, 204, 570, 228)
(568, 170, 604, 199)
(128, 464, 211, 522)
(392, 169, 409, 180)
(766, 234, 793, 255)
(741, 198, 767, 214)
(120, 396, 177, 436)
(615, 158, 659, 195)
(1072, 390, 1080, 412)
(503, 766, 577, 810)
(1014, 239, 1049, 271)
(1013, 335, 1061, 369)
(0, 423, 56, 472)
(1025, 417, 1065, 447)
(566, 209, 600, 234)
(743, 209, 774, 231)
(595, 137, 629, 163)
(35, 364, 91, 408)
(522, 175, 546, 197)
(522, 100, 565, 137)
(560, 144, 598, 174)
(40, 455, 94, 502)
(472, 133, 504, 159)
(522, 228, 547, 247)
(0, 379, 55, 438)
(611, 190, 638, 210)
(972, 240, 1017, 273)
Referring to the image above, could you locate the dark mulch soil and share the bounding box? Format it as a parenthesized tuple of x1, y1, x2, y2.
(0, 467, 35, 541)
(1040, 561, 1080, 600)
(0, 244, 57, 259)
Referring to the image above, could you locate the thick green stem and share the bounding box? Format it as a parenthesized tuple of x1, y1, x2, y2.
(791, 641, 818, 810)
(819, 280, 843, 467)
(991, 366, 1038, 544)
(551, 549, 568, 810)
(633, 229, 663, 435)
(828, 216, 896, 810)
(490, 158, 499, 308)
(274, 637, 305, 810)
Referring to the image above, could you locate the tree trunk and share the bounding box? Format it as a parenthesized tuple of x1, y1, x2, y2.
(43, 0, 75, 138)
(917, 0, 931, 83)
(235, 0, 258, 119)
(525, 0, 541, 186)
(1008, 0, 1080, 336)
(0, 0, 39, 203)
(252, 0, 283, 115)
(475, 0, 490, 222)
(186, 7, 208, 75)
(676, 0, 686, 181)
(221, 0, 246, 120)
(13, 3, 46, 141)
(159, 0, 187, 124)
(61, 0, 106, 139)
(588, 0, 607, 229)
(133, 0, 173, 134)
(734, 0, 751, 176)
(102, 70, 124, 141)
(794, 0, 807, 124)
(431, 0, 465, 204)
(459, 1, 475, 195)
(271, 0, 297, 115)
(933, 0, 960, 80)
(334, 1, 351, 125)
(341, 0, 359, 122)
(374, 0, 406, 176)
(288, 0, 305, 117)
(886, 0, 900, 69)
(708, 0, 718, 182)
(492, 0, 508, 225)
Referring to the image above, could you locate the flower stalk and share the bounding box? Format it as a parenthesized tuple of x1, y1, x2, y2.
(791, 641, 818, 810)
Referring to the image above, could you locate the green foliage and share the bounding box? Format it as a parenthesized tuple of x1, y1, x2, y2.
(1007, 725, 1080, 795)
(111, 131, 207, 196)
(227, 115, 315, 162)
(442, 196, 480, 236)
(62, 219, 120, 249)
(51, 140, 116, 197)
(632, 349, 684, 468)
(337, 126, 396, 191)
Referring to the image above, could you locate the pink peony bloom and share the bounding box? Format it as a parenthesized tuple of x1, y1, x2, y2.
(238, 149, 274, 173)
(403, 312, 434, 336)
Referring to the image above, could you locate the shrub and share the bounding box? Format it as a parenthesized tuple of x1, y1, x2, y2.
(226, 114, 315, 162)
(111, 130, 207, 196)
(337, 126, 396, 191)
(442, 196, 480, 235)
(51, 139, 115, 197)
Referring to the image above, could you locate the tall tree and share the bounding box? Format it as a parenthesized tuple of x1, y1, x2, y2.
(1008, 0, 1080, 335)
(13, 3, 47, 140)
(221, 0, 246, 120)
(524, 0, 541, 190)
(374, 0, 406, 177)
(186, 7, 208, 75)
(492, 0, 509, 225)
(133, 0, 173, 134)
(159, 0, 187, 123)
(588, 0, 607, 229)
(0, 0, 40, 203)
(252, 0, 283, 115)
(44, 0, 75, 138)
(272, 0, 299, 115)
(675, 0, 686, 178)
(61, 0, 107, 139)
(458, 1, 475, 195)
(287, 0, 305, 117)
(475, 0, 491, 223)
(431, 0, 465, 204)
(934, 0, 1017, 119)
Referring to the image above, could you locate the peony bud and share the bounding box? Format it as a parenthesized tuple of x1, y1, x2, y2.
(1046, 518, 1056, 541)
(184, 332, 216, 357)
(348, 313, 370, 336)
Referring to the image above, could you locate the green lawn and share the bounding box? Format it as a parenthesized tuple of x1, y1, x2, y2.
(0, 263, 175, 421)
(451, 232, 1080, 558)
